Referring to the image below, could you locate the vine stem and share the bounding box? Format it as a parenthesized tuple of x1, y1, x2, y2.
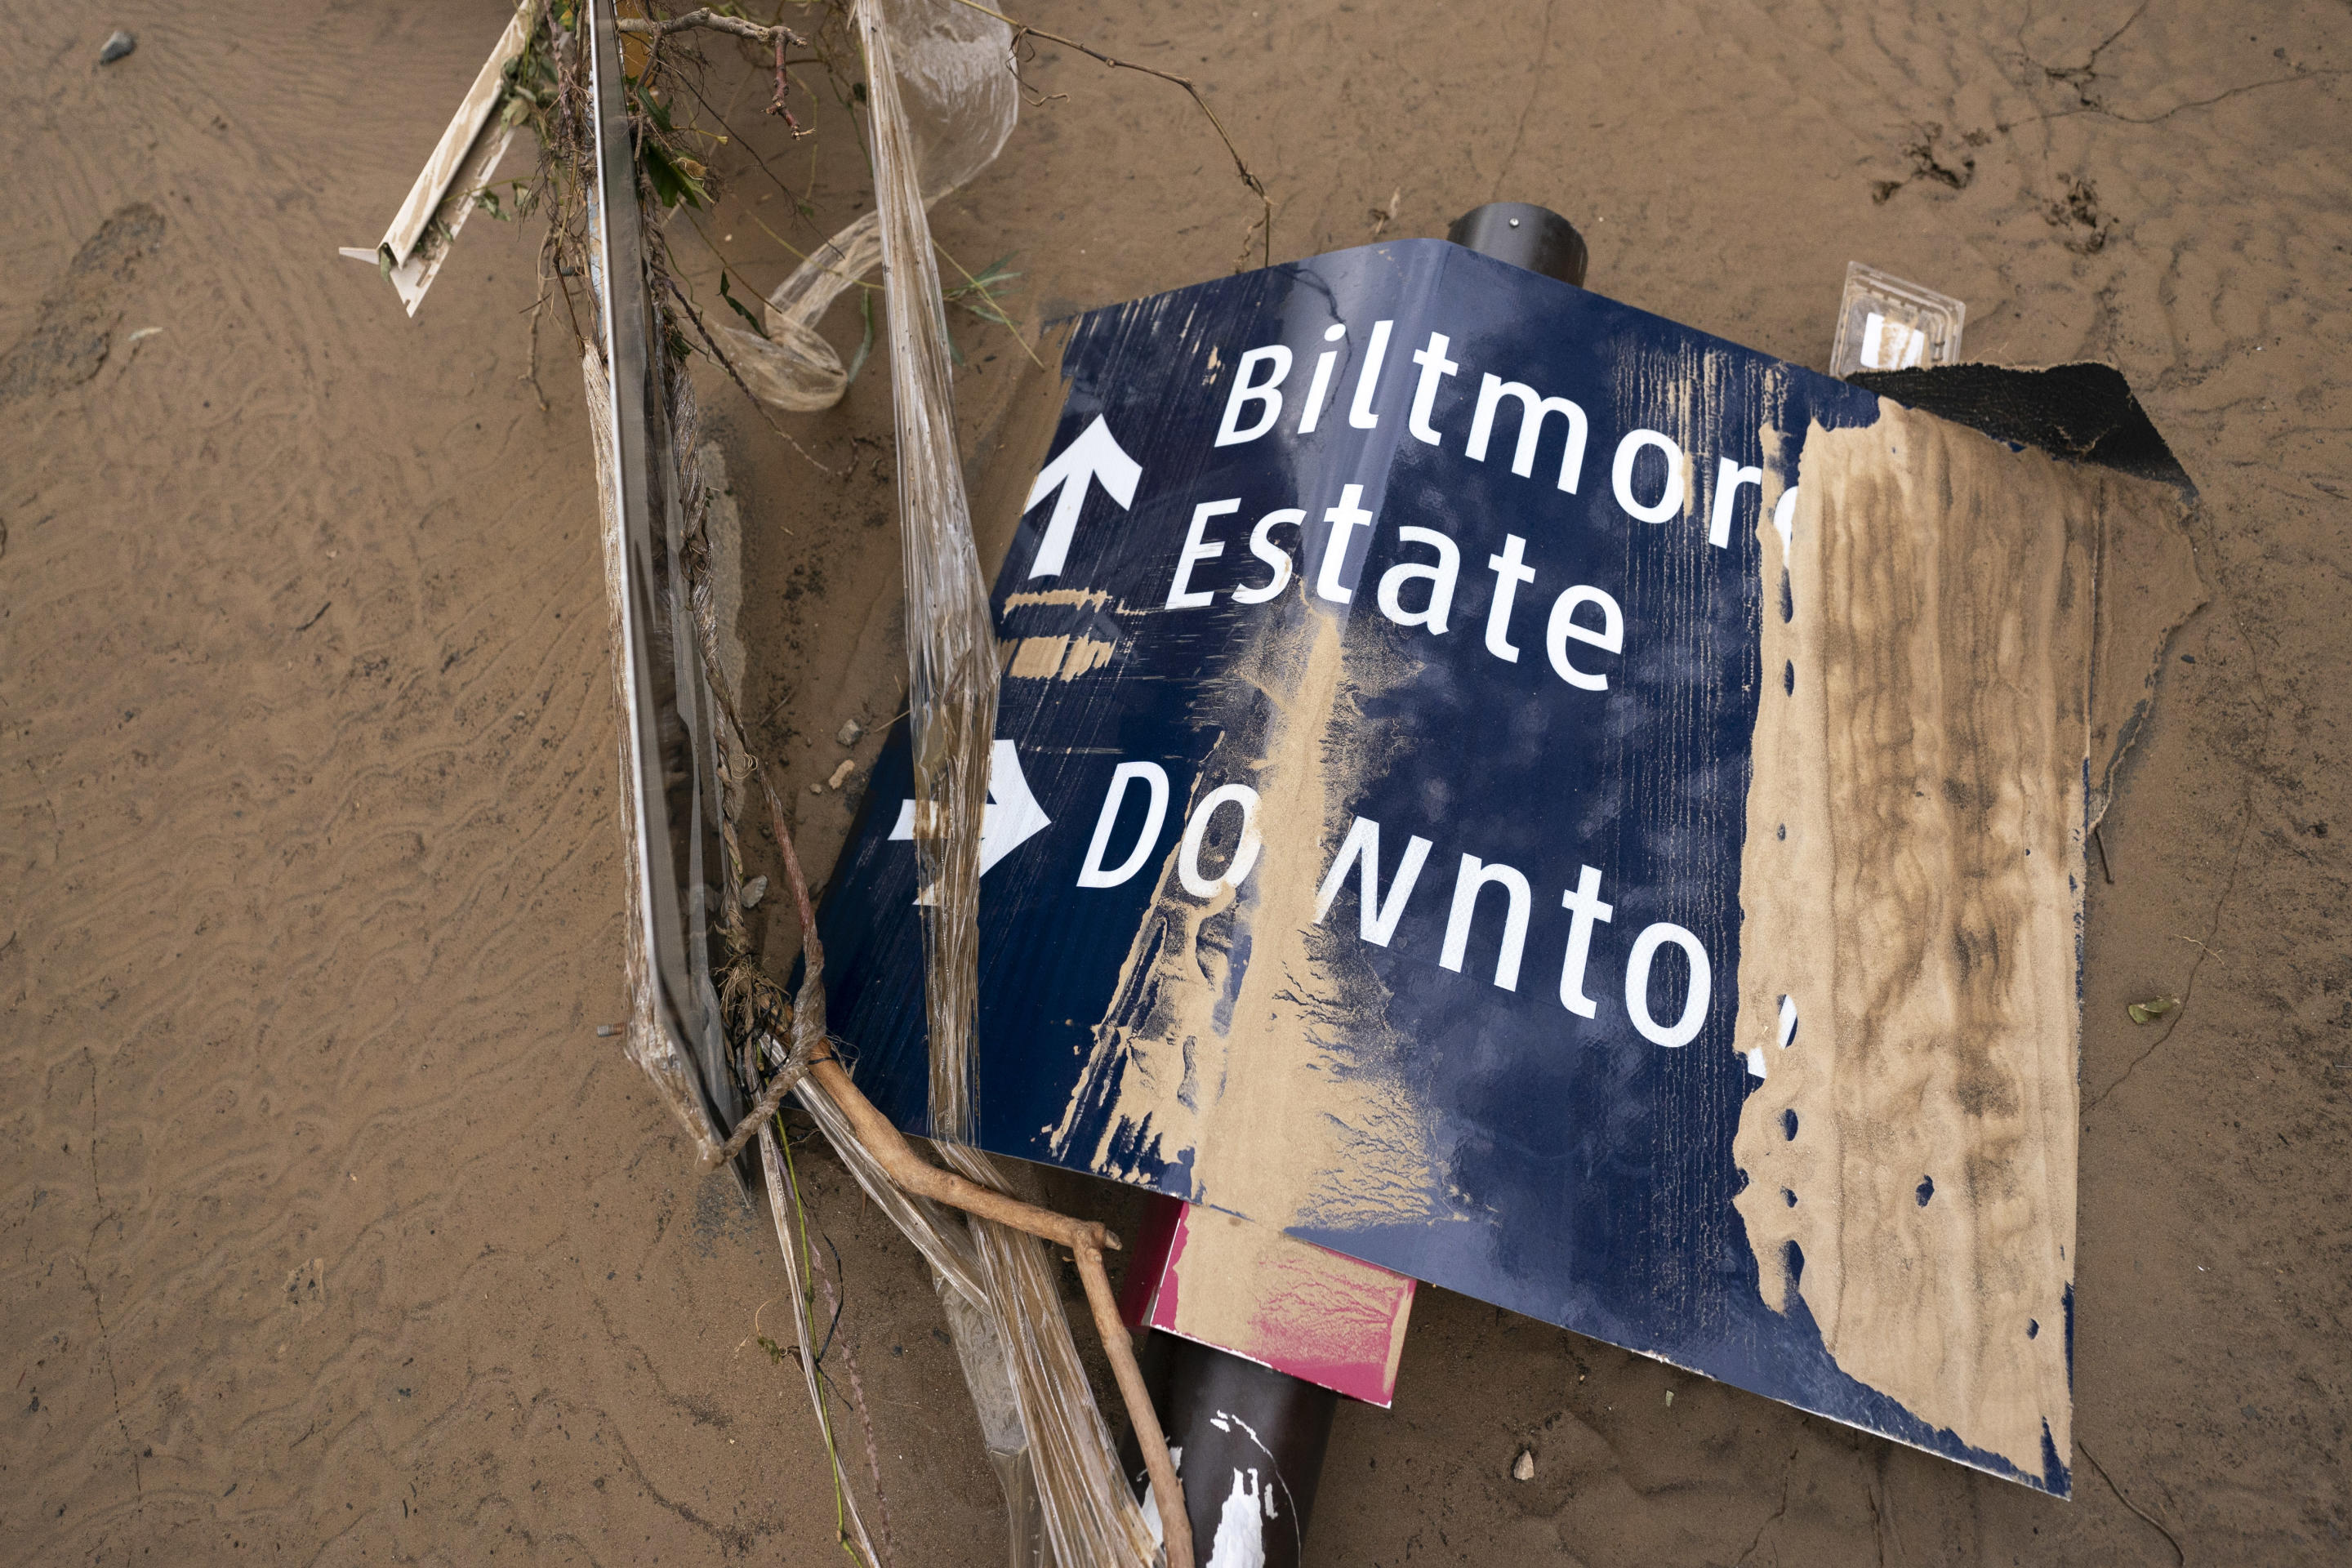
(945, 0, 1273, 268)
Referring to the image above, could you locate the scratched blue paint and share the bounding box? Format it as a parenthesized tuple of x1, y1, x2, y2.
(811, 239, 2067, 1494)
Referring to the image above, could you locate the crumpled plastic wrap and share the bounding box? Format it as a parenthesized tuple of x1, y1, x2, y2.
(715, 0, 1019, 412)
(846, 1, 1164, 1561)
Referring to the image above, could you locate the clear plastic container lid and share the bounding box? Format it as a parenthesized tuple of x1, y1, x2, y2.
(1829, 261, 1967, 378)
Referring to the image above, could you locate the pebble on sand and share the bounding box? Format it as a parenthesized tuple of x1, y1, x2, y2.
(1512, 1449, 1535, 1482)
(836, 718, 865, 746)
(100, 30, 136, 65)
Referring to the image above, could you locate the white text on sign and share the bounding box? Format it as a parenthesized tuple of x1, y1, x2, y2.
(1074, 764, 1712, 1049)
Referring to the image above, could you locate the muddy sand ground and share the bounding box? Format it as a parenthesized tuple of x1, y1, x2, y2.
(4, 1, 2348, 1562)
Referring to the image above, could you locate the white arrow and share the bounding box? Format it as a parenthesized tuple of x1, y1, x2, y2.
(1023, 415, 1141, 578)
(889, 740, 1053, 899)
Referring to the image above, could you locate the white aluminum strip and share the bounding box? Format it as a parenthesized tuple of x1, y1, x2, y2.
(378, 0, 538, 270)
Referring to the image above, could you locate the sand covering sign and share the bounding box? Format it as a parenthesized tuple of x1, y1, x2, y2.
(813, 239, 2201, 1493)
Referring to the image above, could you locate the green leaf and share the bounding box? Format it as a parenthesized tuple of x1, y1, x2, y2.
(632, 82, 677, 132)
(942, 250, 1025, 335)
(639, 138, 709, 210)
(719, 272, 770, 341)
(970, 253, 1022, 287)
(626, 83, 707, 209)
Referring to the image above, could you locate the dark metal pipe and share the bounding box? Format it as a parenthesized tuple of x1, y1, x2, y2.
(1132, 1336, 1338, 1568)
(1447, 201, 1589, 287)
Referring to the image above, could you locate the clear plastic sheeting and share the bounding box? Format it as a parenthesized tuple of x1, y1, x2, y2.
(853, 0, 1163, 1562)
(755, 1117, 886, 1564)
(723, 210, 884, 412)
(787, 1053, 987, 1309)
(570, 1, 1143, 1558)
(715, 0, 1019, 412)
(953, 1193, 1160, 1566)
(939, 1275, 1051, 1568)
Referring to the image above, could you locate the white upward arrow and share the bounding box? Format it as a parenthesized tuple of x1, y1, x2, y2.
(1022, 415, 1141, 578)
(889, 740, 1054, 900)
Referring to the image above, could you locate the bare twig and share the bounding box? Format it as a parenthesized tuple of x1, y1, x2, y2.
(766, 27, 802, 131)
(617, 8, 808, 50)
(800, 1055, 1113, 1254)
(2079, 1442, 2185, 1566)
(662, 66, 840, 258)
(947, 0, 1273, 268)
(753, 764, 1193, 1567)
(1076, 1242, 1194, 1568)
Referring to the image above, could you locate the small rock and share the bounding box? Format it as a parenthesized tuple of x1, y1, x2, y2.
(99, 29, 136, 65)
(1511, 1449, 1535, 1482)
(825, 758, 856, 791)
(741, 875, 768, 910)
(836, 719, 865, 747)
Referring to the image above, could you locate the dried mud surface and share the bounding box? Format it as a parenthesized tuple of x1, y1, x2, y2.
(3, 2, 2347, 1564)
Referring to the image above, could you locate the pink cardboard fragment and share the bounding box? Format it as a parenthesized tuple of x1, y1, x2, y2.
(1120, 1194, 1415, 1407)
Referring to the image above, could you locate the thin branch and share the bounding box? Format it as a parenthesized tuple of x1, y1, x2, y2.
(1075, 1241, 1194, 1568)
(667, 44, 829, 216)
(2078, 1443, 2185, 1566)
(617, 8, 808, 50)
(751, 766, 1194, 1568)
(947, 0, 1273, 268)
(801, 1056, 1113, 1254)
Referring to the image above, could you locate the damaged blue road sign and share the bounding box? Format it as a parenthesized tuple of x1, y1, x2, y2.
(813, 238, 2078, 1493)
